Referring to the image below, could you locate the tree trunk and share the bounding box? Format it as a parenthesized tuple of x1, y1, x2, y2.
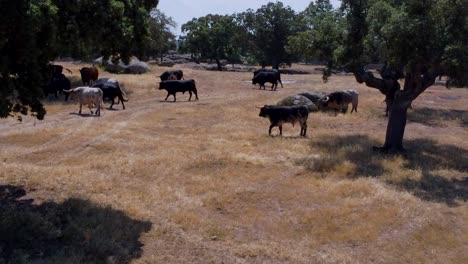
(272, 58, 279, 70)
(376, 99, 412, 153)
(351, 64, 438, 154)
(215, 59, 223, 71)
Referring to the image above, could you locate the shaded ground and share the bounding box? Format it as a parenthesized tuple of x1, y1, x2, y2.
(300, 135, 468, 206)
(0, 185, 151, 264)
(408, 107, 467, 127)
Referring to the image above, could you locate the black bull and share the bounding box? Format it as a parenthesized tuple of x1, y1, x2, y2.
(44, 74, 71, 98)
(159, 79, 198, 102)
(160, 70, 184, 81)
(252, 69, 283, 89)
(91, 78, 129, 109)
(252, 72, 283, 90)
(318, 90, 358, 114)
(258, 105, 309, 137)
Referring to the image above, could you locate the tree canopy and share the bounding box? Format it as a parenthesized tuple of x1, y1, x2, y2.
(240, 2, 300, 69)
(287, 0, 345, 80)
(179, 2, 300, 69)
(0, 0, 158, 120)
(180, 14, 243, 70)
(147, 9, 177, 60)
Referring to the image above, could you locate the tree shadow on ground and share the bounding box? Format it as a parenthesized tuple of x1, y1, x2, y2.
(408, 108, 468, 127)
(0, 185, 152, 264)
(300, 135, 468, 206)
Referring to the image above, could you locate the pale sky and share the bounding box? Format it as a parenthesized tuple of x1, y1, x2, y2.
(158, 0, 341, 36)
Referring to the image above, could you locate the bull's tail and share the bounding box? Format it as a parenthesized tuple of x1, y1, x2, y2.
(278, 77, 283, 88)
(192, 82, 199, 100)
(193, 87, 199, 100)
(120, 92, 129, 102)
(96, 90, 104, 115)
(97, 100, 105, 116)
(118, 83, 130, 102)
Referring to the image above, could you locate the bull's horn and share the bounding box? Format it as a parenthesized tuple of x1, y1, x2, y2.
(323, 96, 329, 102)
(255, 106, 263, 109)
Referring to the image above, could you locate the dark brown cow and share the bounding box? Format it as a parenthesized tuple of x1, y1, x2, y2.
(80, 67, 99, 85)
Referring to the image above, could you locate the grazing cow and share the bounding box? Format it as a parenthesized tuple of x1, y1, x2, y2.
(318, 90, 358, 114)
(159, 79, 198, 102)
(79, 67, 99, 85)
(253, 69, 283, 88)
(64, 87, 103, 116)
(252, 72, 282, 90)
(92, 78, 128, 109)
(345, 89, 359, 113)
(160, 70, 184, 81)
(44, 73, 71, 98)
(258, 105, 309, 137)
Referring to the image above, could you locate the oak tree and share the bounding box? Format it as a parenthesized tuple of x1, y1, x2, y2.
(288, 0, 345, 80)
(180, 14, 242, 70)
(340, 0, 468, 153)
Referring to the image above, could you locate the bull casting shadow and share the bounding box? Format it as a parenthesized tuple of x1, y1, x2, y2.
(0, 185, 152, 263)
(69, 112, 101, 117)
(252, 87, 278, 92)
(159, 99, 197, 103)
(105, 107, 121, 111)
(268, 134, 309, 139)
(300, 135, 468, 206)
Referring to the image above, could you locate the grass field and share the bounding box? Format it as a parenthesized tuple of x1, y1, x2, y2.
(1, 62, 467, 263)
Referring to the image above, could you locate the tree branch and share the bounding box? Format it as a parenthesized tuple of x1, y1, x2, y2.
(406, 65, 440, 101)
(352, 66, 396, 96)
(417, 66, 440, 98)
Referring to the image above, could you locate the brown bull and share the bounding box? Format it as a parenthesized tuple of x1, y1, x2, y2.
(80, 67, 99, 85)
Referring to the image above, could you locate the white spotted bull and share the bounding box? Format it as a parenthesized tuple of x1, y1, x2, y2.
(64, 87, 104, 116)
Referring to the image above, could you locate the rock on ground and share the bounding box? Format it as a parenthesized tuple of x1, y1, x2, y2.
(94, 56, 150, 74)
(277, 94, 319, 112)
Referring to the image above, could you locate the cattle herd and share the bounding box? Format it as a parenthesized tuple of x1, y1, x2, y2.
(44, 65, 359, 136)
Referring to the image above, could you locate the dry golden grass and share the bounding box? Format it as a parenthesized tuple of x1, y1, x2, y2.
(1, 62, 467, 263)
